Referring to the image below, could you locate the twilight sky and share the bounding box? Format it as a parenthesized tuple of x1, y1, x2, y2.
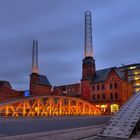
(0, 0, 140, 90)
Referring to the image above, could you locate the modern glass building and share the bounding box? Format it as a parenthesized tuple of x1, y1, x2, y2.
(119, 63, 140, 93)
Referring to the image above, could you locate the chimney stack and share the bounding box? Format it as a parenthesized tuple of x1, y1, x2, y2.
(84, 11, 93, 58)
(32, 40, 38, 74)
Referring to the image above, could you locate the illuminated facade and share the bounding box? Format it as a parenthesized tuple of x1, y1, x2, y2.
(119, 63, 140, 93)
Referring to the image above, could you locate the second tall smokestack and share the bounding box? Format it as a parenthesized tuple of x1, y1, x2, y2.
(32, 40, 38, 74)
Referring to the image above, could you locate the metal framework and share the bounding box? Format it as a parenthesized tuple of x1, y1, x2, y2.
(0, 96, 103, 117)
(84, 11, 93, 58)
(99, 91, 140, 139)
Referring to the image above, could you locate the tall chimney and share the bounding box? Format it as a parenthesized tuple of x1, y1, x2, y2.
(32, 40, 38, 74)
(84, 11, 93, 58)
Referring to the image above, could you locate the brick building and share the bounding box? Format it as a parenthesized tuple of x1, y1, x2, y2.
(119, 63, 140, 93)
(53, 83, 81, 97)
(29, 40, 52, 96)
(81, 11, 133, 113)
(0, 11, 134, 115)
(0, 81, 23, 101)
(30, 73, 52, 96)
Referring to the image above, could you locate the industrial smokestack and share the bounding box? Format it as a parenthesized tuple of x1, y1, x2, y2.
(32, 40, 38, 74)
(84, 11, 93, 58)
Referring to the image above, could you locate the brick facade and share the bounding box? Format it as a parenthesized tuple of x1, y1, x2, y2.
(0, 81, 23, 101)
(53, 83, 81, 97)
(30, 73, 52, 96)
(81, 56, 133, 113)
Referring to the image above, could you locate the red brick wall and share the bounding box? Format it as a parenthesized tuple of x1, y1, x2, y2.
(53, 83, 81, 96)
(89, 69, 133, 112)
(81, 80, 91, 100)
(30, 73, 52, 96)
(0, 87, 23, 101)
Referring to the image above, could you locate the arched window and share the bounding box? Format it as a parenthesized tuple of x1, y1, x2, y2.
(115, 92, 118, 99)
(114, 83, 118, 88)
(101, 84, 105, 90)
(92, 86, 95, 91)
(97, 94, 100, 100)
(110, 83, 113, 89)
(93, 95, 96, 100)
(110, 93, 113, 99)
(97, 85, 100, 90)
(102, 93, 105, 100)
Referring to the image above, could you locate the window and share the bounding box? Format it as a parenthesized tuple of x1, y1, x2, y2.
(101, 84, 105, 90)
(0, 82, 3, 86)
(93, 95, 96, 100)
(92, 86, 95, 91)
(97, 94, 100, 100)
(102, 93, 105, 100)
(115, 92, 118, 99)
(97, 85, 100, 90)
(110, 83, 113, 89)
(110, 93, 113, 99)
(114, 83, 117, 89)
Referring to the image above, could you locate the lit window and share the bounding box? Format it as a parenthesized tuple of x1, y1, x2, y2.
(135, 77, 139, 80)
(136, 83, 140, 86)
(111, 104, 119, 113)
(130, 66, 136, 70)
(134, 72, 139, 75)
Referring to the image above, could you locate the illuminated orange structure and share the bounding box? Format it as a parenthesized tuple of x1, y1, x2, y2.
(0, 95, 103, 117)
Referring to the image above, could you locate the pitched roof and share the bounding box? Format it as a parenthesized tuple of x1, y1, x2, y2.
(36, 75, 52, 86)
(92, 67, 125, 84)
(0, 80, 12, 87)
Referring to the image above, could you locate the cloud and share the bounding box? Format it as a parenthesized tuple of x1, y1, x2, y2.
(0, 0, 140, 90)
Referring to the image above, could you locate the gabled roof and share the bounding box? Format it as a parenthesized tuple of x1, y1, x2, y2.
(92, 67, 125, 84)
(36, 75, 52, 86)
(0, 81, 12, 88)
